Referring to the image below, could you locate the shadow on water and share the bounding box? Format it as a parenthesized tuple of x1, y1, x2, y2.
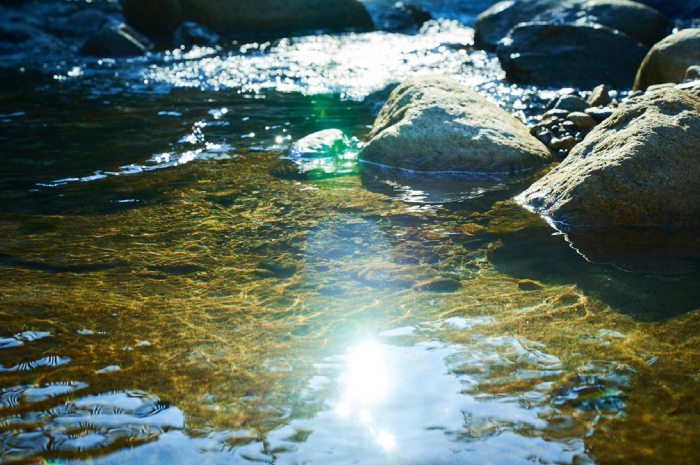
(359, 163, 543, 211)
(0, 78, 375, 215)
(486, 210, 700, 322)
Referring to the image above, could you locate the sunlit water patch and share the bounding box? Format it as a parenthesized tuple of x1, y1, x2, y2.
(141, 20, 500, 100)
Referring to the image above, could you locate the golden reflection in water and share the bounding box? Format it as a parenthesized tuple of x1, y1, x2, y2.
(335, 341, 397, 452)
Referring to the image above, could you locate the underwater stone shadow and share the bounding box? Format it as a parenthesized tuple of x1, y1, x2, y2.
(486, 216, 700, 322)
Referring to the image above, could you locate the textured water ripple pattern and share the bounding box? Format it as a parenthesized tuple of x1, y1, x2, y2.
(0, 331, 184, 463)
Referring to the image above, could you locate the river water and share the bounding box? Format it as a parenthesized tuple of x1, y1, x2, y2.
(1, 11, 699, 465)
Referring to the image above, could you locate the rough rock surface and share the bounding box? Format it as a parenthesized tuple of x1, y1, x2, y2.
(496, 23, 648, 89)
(519, 89, 700, 229)
(360, 76, 551, 173)
(634, 29, 700, 91)
(475, 0, 671, 50)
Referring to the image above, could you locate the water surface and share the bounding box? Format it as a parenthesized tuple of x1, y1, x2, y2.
(1, 16, 699, 465)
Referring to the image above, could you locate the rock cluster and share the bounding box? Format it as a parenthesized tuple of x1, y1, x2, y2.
(529, 86, 618, 159)
(519, 84, 700, 229)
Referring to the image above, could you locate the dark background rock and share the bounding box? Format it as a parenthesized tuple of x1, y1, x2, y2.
(636, 0, 700, 19)
(475, 0, 671, 51)
(79, 23, 151, 57)
(497, 23, 648, 89)
(120, 0, 374, 40)
(520, 89, 700, 229)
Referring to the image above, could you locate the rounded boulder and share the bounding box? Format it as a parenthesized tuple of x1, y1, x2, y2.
(359, 76, 551, 174)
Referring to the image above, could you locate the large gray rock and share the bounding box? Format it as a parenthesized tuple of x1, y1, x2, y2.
(634, 29, 700, 91)
(359, 76, 551, 174)
(496, 23, 648, 89)
(475, 0, 671, 50)
(519, 89, 700, 229)
(120, 0, 373, 39)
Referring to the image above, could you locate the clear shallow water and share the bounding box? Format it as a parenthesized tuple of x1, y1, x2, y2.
(1, 19, 700, 465)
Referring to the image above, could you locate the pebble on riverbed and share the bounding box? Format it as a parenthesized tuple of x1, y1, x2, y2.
(529, 84, 619, 159)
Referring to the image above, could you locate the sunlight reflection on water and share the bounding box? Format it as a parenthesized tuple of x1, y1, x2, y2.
(145, 20, 501, 99)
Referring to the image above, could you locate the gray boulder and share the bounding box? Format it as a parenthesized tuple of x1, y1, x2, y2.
(360, 76, 551, 173)
(634, 29, 700, 91)
(519, 89, 700, 229)
(120, 0, 373, 39)
(475, 0, 671, 50)
(496, 23, 648, 89)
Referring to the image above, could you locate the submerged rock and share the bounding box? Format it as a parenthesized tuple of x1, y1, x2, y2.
(475, 0, 671, 51)
(279, 129, 360, 178)
(496, 23, 648, 89)
(414, 276, 462, 293)
(289, 129, 352, 159)
(634, 29, 700, 91)
(120, 0, 374, 39)
(79, 24, 151, 57)
(360, 76, 551, 173)
(519, 89, 700, 229)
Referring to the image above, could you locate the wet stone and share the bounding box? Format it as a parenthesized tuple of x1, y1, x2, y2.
(256, 260, 297, 278)
(567, 112, 597, 131)
(587, 84, 612, 107)
(553, 95, 590, 113)
(584, 107, 615, 122)
(550, 135, 577, 151)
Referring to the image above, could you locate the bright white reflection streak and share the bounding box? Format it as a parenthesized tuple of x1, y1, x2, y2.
(335, 341, 397, 452)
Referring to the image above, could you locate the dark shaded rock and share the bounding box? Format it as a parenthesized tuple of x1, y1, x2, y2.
(46, 8, 112, 38)
(567, 112, 597, 130)
(519, 89, 700, 229)
(79, 24, 150, 57)
(475, 0, 671, 50)
(634, 29, 700, 91)
(414, 276, 462, 292)
(360, 76, 551, 173)
(550, 135, 577, 151)
(120, 0, 374, 40)
(174, 21, 220, 47)
(0, 21, 64, 57)
(371, 1, 432, 32)
(636, 0, 700, 19)
(588, 84, 612, 106)
(554, 95, 589, 112)
(496, 23, 648, 89)
(584, 107, 615, 122)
